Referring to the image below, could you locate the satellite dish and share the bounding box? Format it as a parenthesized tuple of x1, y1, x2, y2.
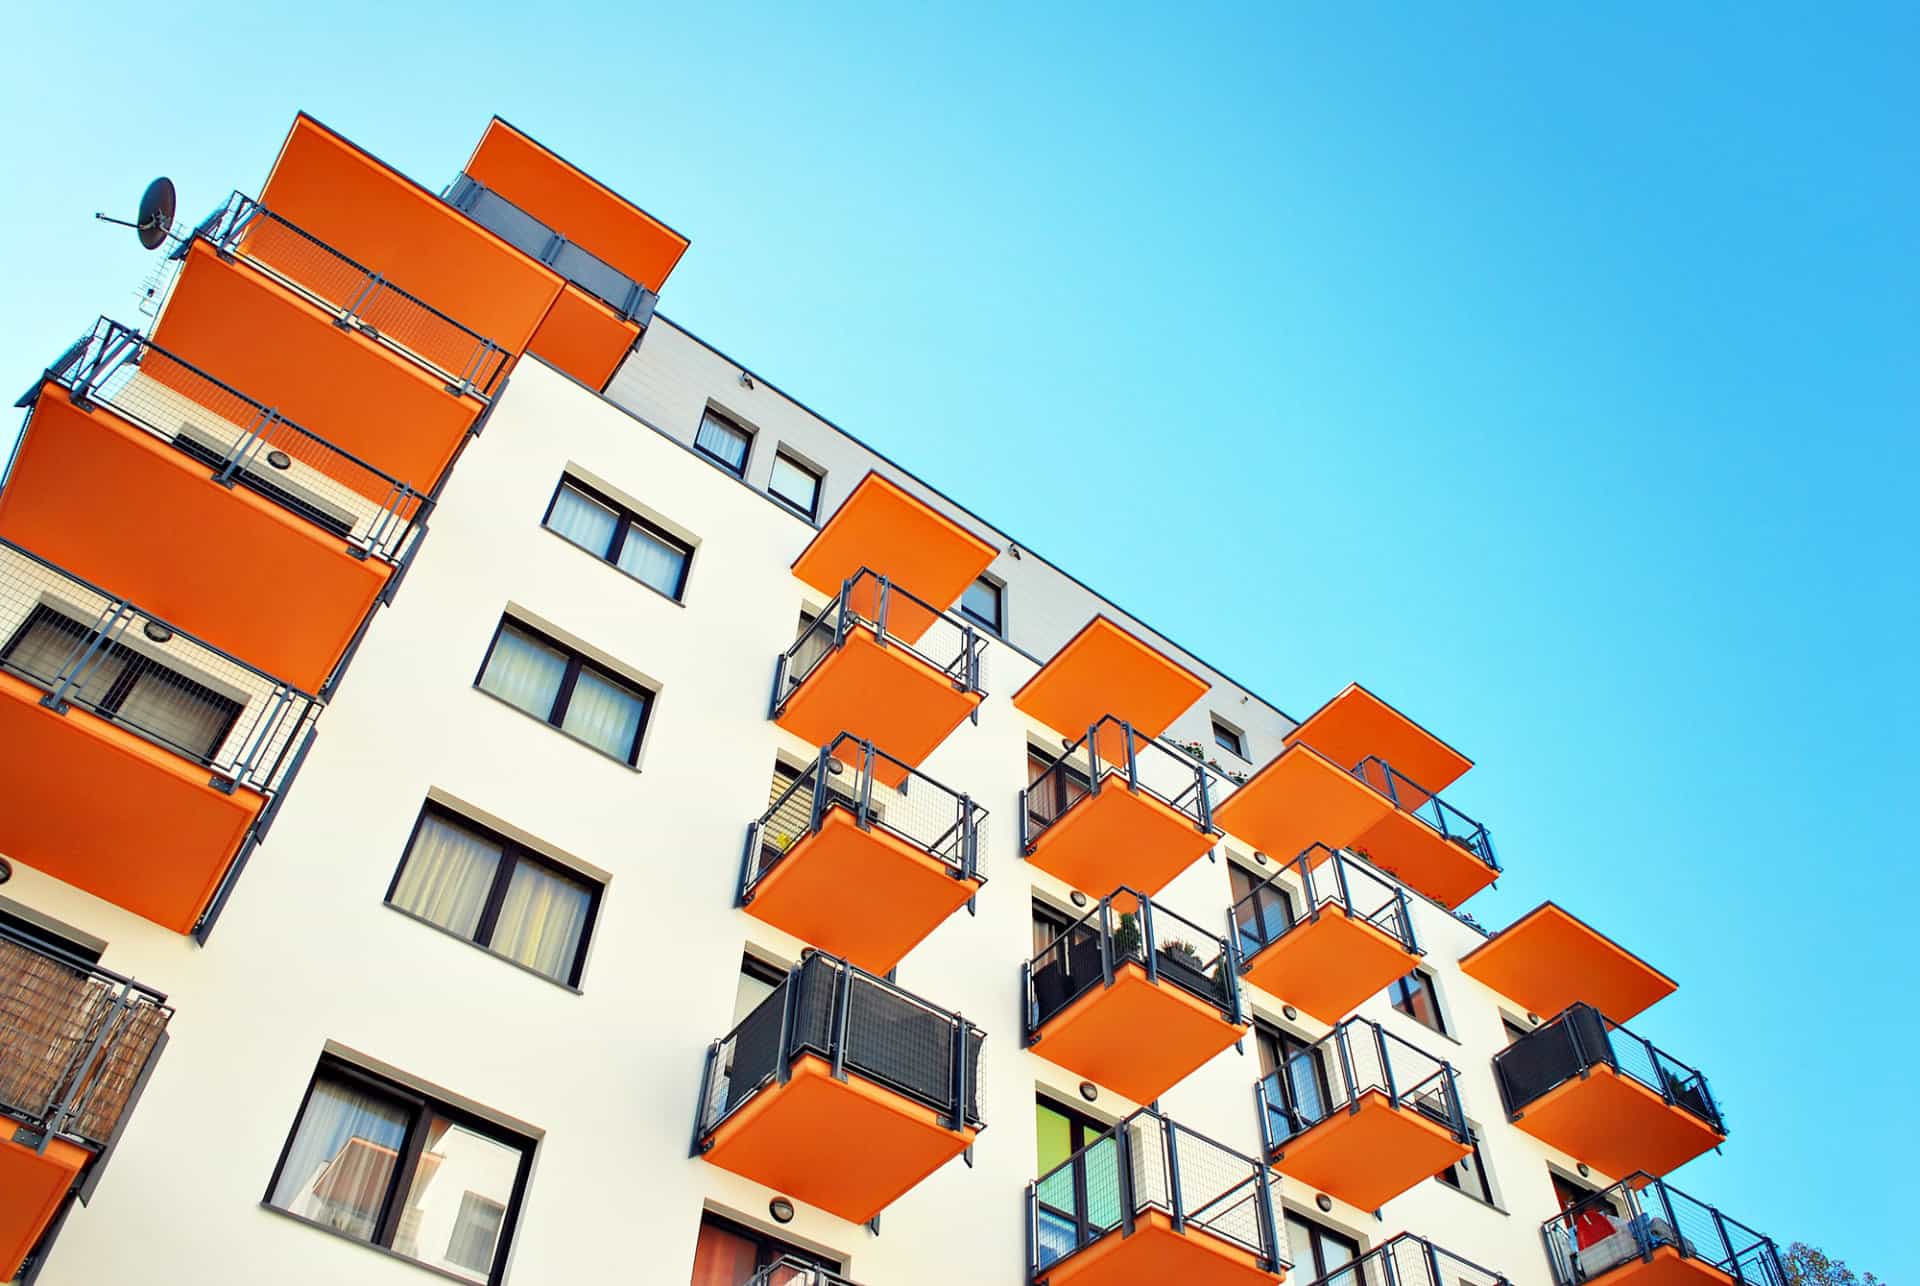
(95, 177, 177, 249)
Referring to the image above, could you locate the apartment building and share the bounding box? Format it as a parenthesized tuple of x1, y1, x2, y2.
(0, 113, 1783, 1286)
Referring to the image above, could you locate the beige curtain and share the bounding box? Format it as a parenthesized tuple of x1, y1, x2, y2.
(491, 863, 592, 982)
(478, 626, 566, 718)
(559, 668, 644, 760)
(391, 815, 503, 939)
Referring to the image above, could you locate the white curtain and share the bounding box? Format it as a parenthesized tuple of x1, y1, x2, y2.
(479, 626, 566, 718)
(269, 1075, 410, 1240)
(390, 814, 503, 939)
(695, 413, 749, 471)
(559, 668, 644, 760)
(492, 862, 592, 982)
(546, 485, 617, 556)
(615, 523, 686, 597)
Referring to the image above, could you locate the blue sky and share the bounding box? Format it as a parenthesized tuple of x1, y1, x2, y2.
(4, 1, 1914, 1270)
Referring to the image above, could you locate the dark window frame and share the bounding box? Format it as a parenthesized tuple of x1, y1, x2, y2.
(385, 803, 604, 989)
(1436, 1121, 1495, 1204)
(1211, 716, 1248, 761)
(473, 617, 653, 766)
(695, 1210, 841, 1276)
(540, 476, 693, 602)
(694, 407, 755, 478)
(1388, 966, 1448, 1036)
(1283, 1208, 1363, 1279)
(0, 906, 102, 964)
(1034, 1093, 1117, 1264)
(767, 449, 824, 521)
(261, 1055, 536, 1286)
(959, 575, 1004, 633)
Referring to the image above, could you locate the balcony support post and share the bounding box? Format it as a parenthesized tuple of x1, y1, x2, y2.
(774, 965, 801, 1088)
(1337, 1025, 1362, 1116)
(828, 959, 854, 1083)
(947, 1016, 970, 1131)
(1377, 1023, 1400, 1107)
(1252, 1151, 1280, 1271)
(959, 794, 979, 882)
(1086, 722, 1103, 796)
(873, 574, 891, 648)
(1139, 894, 1159, 985)
(689, 1040, 720, 1156)
(1112, 1118, 1137, 1239)
(1332, 848, 1355, 917)
(1162, 1116, 1186, 1234)
(856, 740, 876, 831)
(1097, 897, 1115, 989)
(1122, 719, 1139, 793)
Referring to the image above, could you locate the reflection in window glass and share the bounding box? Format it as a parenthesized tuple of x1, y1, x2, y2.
(269, 1074, 409, 1242)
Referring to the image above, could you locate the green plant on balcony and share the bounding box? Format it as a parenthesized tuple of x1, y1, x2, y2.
(1112, 910, 1143, 960)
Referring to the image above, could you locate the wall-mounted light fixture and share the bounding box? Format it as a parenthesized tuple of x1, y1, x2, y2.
(1078, 1082, 1098, 1103)
(1069, 890, 1088, 908)
(769, 1197, 795, 1224)
(739, 371, 755, 389)
(143, 621, 174, 644)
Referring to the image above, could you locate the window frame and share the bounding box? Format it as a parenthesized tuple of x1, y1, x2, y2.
(1210, 715, 1248, 761)
(473, 617, 653, 766)
(540, 476, 693, 603)
(693, 407, 755, 478)
(1283, 1209, 1362, 1280)
(767, 449, 824, 521)
(693, 1211, 841, 1277)
(958, 575, 1004, 634)
(384, 803, 604, 989)
(1387, 966, 1448, 1036)
(1436, 1120, 1496, 1205)
(261, 1055, 536, 1286)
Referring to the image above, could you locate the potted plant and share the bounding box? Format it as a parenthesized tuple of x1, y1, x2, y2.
(1111, 911, 1144, 960)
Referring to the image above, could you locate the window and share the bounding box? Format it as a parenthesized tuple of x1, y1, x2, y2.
(1437, 1122, 1494, 1203)
(1502, 1016, 1532, 1046)
(1211, 716, 1247, 760)
(0, 905, 101, 964)
(1025, 744, 1089, 833)
(959, 576, 1003, 632)
(1033, 1095, 1117, 1266)
(1229, 861, 1294, 957)
(475, 619, 651, 764)
(734, 954, 786, 1026)
(265, 1057, 533, 1285)
(768, 451, 823, 519)
(689, 1212, 838, 1285)
(1284, 1210, 1361, 1280)
(1388, 967, 1447, 1035)
(542, 478, 692, 601)
(386, 806, 602, 987)
(1257, 1022, 1333, 1129)
(694, 408, 753, 477)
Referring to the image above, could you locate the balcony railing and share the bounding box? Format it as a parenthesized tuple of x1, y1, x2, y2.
(1231, 843, 1418, 962)
(1495, 1003, 1723, 1134)
(32, 317, 430, 562)
(1257, 1017, 1468, 1152)
(0, 536, 320, 794)
(1025, 888, 1241, 1037)
(1307, 1234, 1511, 1286)
(1022, 715, 1218, 850)
(1353, 756, 1499, 874)
(1545, 1174, 1784, 1286)
(693, 952, 984, 1147)
(771, 568, 986, 716)
(181, 191, 509, 398)
(743, 1259, 860, 1286)
(446, 173, 659, 324)
(741, 733, 987, 903)
(0, 919, 170, 1152)
(1028, 1107, 1287, 1280)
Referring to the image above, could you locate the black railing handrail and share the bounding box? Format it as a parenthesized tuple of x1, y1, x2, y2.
(1020, 714, 1221, 854)
(742, 1258, 861, 1286)
(1256, 1014, 1469, 1152)
(739, 733, 987, 904)
(1543, 1172, 1783, 1286)
(445, 172, 659, 323)
(771, 567, 987, 716)
(36, 317, 431, 562)
(1352, 755, 1501, 873)
(1495, 1002, 1723, 1134)
(1023, 886, 1244, 1039)
(1308, 1234, 1512, 1286)
(1230, 842, 1420, 960)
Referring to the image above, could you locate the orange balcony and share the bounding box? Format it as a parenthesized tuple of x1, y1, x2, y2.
(0, 922, 171, 1281)
(525, 283, 642, 390)
(1285, 683, 1472, 794)
(1546, 1175, 1784, 1286)
(1030, 1108, 1286, 1286)
(694, 955, 982, 1223)
(792, 473, 999, 623)
(0, 539, 319, 935)
(740, 736, 986, 974)
(1025, 889, 1246, 1103)
(1461, 901, 1677, 1024)
(1231, 845, 1422, 1024)
(1258, 1018, 1471, 1211)
(1013, 615, 1209, 743)
(6, 320, 429, 693)
(1494, 1004, 1725, 1178)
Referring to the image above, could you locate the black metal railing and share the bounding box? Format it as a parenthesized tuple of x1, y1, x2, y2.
(1028, 1107, 1287, 1280)
(1256, 1017, 1468, 1156)
(1353, 756, 1499, 874)
(180, 191, 508, 398)
(1025, 888, 1242, 1039)
(740, 734, 987, 903)
(1545, 1174, 1784, 1286)
(446, 173, 659, 324)
(29, 317, 430, 562)
(771, 569, 987, 717)
(692, 953, 984, 1150)
(1022, 715, 1219, 852)
(1231, 842, 1418, 964)
(0, 919, 170, 1152)
(1494, 1003, 1723, 1134)
(1306, 1234, 1512, 1286)
(742, 1258, 861, 1286)
(0, 536, 320, 795)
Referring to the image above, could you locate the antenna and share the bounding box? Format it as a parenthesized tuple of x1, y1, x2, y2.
(95, 177, 177, 250)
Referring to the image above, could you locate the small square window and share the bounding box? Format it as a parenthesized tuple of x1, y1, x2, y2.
(694, 409, 753, 477)
(769, 451, 823, 519)
(959, 576, 1003, 633)
(1211, 717, 1247, 760)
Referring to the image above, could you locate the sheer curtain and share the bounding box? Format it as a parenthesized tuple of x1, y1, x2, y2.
(559, 668, 644, 760)
(390, 814, 504, 939)
(545, 485, 618, 556)
(695, 413, 750, 472)
(492, 862, 592, 982)
(269, 1075, 410, 1240)
(615, 522, 687, 598)
(479, 626, 566, 718)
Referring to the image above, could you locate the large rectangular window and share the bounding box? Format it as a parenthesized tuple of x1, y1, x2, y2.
(475, 619, 651, 765)
(694, 408, 753, 477)
(542, 478, 693, 601)
(768, 450, 823, 520)
(386, 806, 602, 987)
(265, 1057, 533, 1285)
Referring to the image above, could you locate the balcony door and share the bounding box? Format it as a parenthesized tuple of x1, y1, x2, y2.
(1257, 1022, 1332, 1136)
(689, 1213, 836, 1285)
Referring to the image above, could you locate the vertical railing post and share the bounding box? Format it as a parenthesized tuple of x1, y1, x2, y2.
(1196, 758, 1214, 831)
(1087, 722, 1103, 796)
(827, 959, 854, 1083)
(1222, 927, 1245, 1024)
(1376, 1024, 1399, 1106)
(42, 983, 133, 1149)
(1018, 786, 1032, 854)
(1300, 851, 1320, 923)
(1424, 1238, 1445, 1286)
(1397, 885, 1418, 951)
(689, 1039, 720, 1155)
(810, 745, 832, 835)
(960, 794, 978, 881)
(1252, 1151, 1280, 1271)
(1097, 898, 1115, 988)
(1021, 960, 1036, 1044)
(1336, 1024, 1361, 1115)
(1122, 719, 1139, 791)
(774, 965, 801, 1087)
(1112, 1117, 1136, 1238)
(1139, 894, 1159, 985)
(1332, 848, 1355, 915)
(1652, 1181, 1681, 1263)
(873, 574, 891, 646)
(42, 601, 133, 714)
(948, 1016, 970, 1130)
(856, 740, 876, 831)
(1162, 1116, 1186, 1233)
(834, 577, 853, 648)
(1712, 1207, 1743, 1281)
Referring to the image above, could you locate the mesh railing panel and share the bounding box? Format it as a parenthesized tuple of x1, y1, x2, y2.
(50, 318, 426, 560)
(1546, 1176, 1784, 1286)
(700, 974, 790, 1132)
(1354, 756, 1498, 871)
(448, 175, 653, 320)
(774, 571, 985, 712)
(1313, 1235, 1510, 1286)
(747, 1257, 861, 1286)
(0, 539, 319, 792)
(1232, 844, 1415, 959)
(1025, 717, 1216, 844)
(1028, 891, 1237, 1031)
(1264, 1018, 1461, 1145)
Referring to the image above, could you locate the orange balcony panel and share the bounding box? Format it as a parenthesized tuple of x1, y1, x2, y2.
(1461, 902, 1677, 1024)
(792, 473, 998, 620)
(261, 115, 562, 356)
(0, 388, 387, 693)
(0, 671, 262, 934)
(0, 1135, 87, 1281)
(1242, 912, 1421, 1025)
(154, 242, 479, 488)
(527, 284, 641, 391)
(1031, 965, 1244, 1104)
(1353, 808, 1499, 909)
(1013, 617, 1208, 740)
(1511, 1067, 1724, 1179)
(1576, 1246, 1739, 1286)
(774, 629, 980, 787)
(744, 809, 981, 975)
(1270, 1091, 1471, 1211)
(1213, 744, 1392, 860)
(1027, 786, 1217, 898)
(702, 1054, 975, 1224)
(466, 117, 690, 293)
(1287, 684, 1472, 793)
(1042, 1210, 1282, 1286)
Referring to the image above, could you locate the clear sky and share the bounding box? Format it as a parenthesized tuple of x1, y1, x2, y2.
(3, 1, 1914, 1271)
